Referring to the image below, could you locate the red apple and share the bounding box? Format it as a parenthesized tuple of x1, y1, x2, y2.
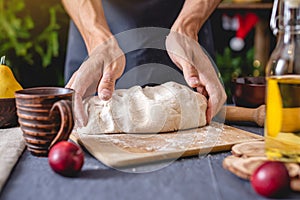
(250, 161, 290, 197)
(48, 141, 84, 177)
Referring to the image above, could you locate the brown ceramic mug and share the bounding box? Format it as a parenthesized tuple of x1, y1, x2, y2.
(15, 87, 74, 156)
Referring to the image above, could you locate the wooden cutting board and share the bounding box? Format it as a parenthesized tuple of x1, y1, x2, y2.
(71, 122, 263, 168)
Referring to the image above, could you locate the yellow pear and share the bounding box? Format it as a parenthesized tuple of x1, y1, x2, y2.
(0, 62, 23, 98)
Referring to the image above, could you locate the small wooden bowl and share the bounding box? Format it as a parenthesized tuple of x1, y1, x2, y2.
(231, 76, 266, 108)
(0, 97, 18, 128)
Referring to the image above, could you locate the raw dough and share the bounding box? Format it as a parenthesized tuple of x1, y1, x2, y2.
(77, 81, 207, 134)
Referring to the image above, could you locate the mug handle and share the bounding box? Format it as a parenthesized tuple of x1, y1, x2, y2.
(48, 99, 74, 148)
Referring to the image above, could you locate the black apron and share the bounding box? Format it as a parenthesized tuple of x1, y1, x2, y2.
(64, 0, 215, 88)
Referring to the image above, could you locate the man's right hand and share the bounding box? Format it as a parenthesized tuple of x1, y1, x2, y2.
(66, 38, 126, 127)
(62, 0, 126, 127)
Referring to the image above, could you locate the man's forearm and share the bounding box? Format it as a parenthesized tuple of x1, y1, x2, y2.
(172, 0, 222, 40)
(62, 0, 113, 53)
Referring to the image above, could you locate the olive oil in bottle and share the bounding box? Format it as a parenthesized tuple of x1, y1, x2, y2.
(266, 76, 300, 162)
(265, 0, 300, 162)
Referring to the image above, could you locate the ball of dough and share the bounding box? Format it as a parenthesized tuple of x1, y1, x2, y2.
(77, 82, 207, 134)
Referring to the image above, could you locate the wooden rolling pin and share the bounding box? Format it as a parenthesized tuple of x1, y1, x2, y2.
(225, 105, 265, 127)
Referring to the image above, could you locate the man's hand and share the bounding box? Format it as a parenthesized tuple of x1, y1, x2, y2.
(62, 0, 126, 127)
(168, 0, 225, 122)
(66, 38, 125, 127)
(166, 32, 226, 123)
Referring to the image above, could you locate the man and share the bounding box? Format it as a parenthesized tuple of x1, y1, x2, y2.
(62, 0, 226, 127)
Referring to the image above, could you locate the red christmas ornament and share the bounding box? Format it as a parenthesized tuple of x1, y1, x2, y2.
(229, 12, 259, 51)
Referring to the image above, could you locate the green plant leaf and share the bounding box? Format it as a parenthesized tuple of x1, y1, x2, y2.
(0, 0, 62, 69)
(24, 16, 34, 29)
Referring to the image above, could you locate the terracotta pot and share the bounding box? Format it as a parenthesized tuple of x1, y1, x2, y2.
(231, 76, 266, 108)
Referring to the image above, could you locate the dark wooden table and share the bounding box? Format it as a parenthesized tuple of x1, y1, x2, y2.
(1, 124, 300, 200)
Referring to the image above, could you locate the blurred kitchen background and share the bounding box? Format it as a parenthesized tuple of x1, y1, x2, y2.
(0, 0, 275, 103)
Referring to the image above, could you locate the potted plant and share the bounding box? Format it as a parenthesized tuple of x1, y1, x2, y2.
(0, 0, 69, 87)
